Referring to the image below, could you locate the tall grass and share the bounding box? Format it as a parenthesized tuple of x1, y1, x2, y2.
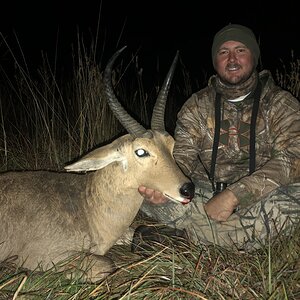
(275, 51, 300, 98)
(0, 36, 152, 171)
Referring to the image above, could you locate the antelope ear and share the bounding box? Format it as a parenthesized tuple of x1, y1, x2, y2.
(65, 143, 127, 172)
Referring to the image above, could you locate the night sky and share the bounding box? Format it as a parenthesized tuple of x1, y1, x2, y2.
(0, 1, 299, 82)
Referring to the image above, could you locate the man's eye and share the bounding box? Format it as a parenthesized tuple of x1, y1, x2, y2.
(237, 47, 247, 53)
(218, 50, 228, 56)
(135, 149, 150, 157)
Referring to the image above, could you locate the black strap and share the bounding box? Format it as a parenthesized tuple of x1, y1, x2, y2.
(249, 81, 262, 174)
(209, 92, 221, 190)
(209, 81, 262, 188)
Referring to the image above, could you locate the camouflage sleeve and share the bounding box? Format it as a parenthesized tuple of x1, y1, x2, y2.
(173, 94, 210, 182)
(227, 91, 300, 208)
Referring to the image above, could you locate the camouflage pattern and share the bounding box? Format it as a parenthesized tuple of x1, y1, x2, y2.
(141, 181, 300, 249)
(140, 70, 300, 249)
(174, 70, 300, 208)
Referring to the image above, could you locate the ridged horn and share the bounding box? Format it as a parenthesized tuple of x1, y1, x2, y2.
(103, 46, 148, 137)
(151, 51, 179, 132)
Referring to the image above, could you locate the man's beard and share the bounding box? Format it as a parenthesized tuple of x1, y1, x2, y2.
(214, 69, 258, 100)
(220, 64, 254, 86)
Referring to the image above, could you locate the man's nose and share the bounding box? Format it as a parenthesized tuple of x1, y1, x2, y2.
(228, 51, 237, 62)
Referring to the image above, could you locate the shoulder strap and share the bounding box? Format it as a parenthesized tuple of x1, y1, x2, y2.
(209, 93, 221, 191)
(249, 80, 262, 174)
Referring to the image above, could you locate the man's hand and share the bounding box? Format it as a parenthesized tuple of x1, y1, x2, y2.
(204, 189, 239, 221)
(138, 186, 168, 204)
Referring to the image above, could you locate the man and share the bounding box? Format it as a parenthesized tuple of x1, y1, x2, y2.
(134, 24, 300, 251)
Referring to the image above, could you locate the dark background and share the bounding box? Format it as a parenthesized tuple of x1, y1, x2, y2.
(0, 0, 299, 86)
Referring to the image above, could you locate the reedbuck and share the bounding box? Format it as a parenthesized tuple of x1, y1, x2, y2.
(0, 47, 195, 282)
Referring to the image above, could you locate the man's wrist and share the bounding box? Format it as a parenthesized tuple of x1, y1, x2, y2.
(222, 189, 239, 208)
(226, 182, 254, 208)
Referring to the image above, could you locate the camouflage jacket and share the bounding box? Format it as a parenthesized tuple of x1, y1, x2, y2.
(173, 70, 300, 208)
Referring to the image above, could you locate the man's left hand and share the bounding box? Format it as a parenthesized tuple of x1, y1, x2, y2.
(204, 189, 239, 221)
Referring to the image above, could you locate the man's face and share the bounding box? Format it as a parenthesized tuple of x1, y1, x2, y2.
(214, 40, 255, 85)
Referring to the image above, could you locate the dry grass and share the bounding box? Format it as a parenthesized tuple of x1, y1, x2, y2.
(0, 225, 299, 299)
(0, 33, 125, 171)
(275, 51, 300, 98)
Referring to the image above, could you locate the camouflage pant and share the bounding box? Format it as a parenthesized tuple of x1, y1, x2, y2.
(140, 182, 300, 250)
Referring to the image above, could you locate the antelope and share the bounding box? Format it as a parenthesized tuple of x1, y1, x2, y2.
(0, 46, 195, 282)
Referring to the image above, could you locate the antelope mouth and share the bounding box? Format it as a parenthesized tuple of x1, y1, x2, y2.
(164, 193, 191, 205)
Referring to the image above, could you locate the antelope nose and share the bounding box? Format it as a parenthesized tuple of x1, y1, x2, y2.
(180, 182, 195, 200)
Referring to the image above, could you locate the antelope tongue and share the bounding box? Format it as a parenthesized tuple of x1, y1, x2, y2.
(164, 193, 191, 205)
(181, 199, 191, 205)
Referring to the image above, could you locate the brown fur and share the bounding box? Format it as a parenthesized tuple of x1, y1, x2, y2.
(0, 132, 192, 282)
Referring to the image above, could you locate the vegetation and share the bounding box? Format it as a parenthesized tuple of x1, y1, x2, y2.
(0, 35, 299, 299)
(0, 229, 300, 299)
(275, 51, 300, 98)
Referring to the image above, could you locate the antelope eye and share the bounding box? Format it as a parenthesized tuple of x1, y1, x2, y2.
(135, 149, 150, 157)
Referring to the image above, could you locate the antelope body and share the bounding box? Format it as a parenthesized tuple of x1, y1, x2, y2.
(0, 47, 195, 282)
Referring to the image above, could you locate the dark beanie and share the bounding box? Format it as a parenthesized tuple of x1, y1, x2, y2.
(211, 24, 260, 68)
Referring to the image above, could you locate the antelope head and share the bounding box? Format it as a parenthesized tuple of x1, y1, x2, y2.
(66, 46, 195, 204)
(104, 46, 194, 203)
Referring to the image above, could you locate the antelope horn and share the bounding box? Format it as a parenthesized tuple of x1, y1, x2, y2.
(151, 51, 179, 132)
(103, 46, 148, 137)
